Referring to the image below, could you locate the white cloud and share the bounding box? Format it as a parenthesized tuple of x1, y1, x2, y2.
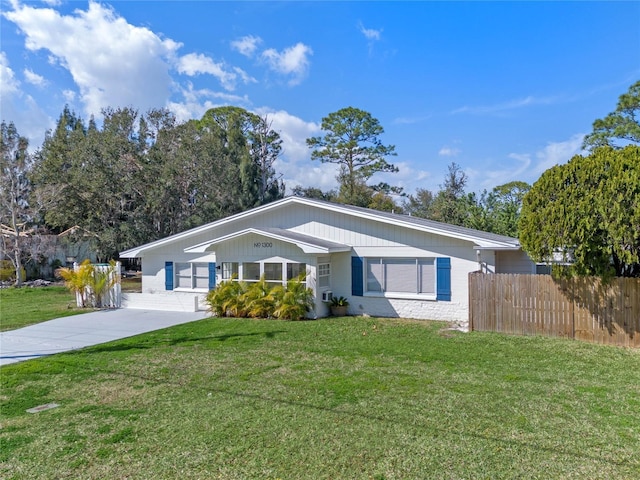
(0, 52, 52, 148)
(393, 114, 431, 125)
(177, 53, 244, 91)
(0, 52, 21, 96)
(254, 107, 320, 163)
(532, 133, 585, 177)
(62, 89, 76, 102)
(261, 43, 313, 86)
(453, 95, 557, 115)
(372, 160, 432, 197)
(231, 35, 262, 58)
(167, 83, 251, 123)
(438, 146, 461, 157)
(251, 107, 330, 192)
(467, 154, 532, 192)
(357, 21, 383, 57)
(5, 1, 181, 117)
(233, 67, 257, 85)
(465, 134, 586, 192)
(358, 22, 382, 41)
(23, 68, 47, 87)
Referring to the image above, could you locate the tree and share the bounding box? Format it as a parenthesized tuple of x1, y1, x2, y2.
(1, 121, 32, 285)
(291, 186, 337, 202)
(428, 162, 476, 226)
(583, 80, 640, 151)
(31, 107, 88, 237)
(402, 165, 528, 237)
(33, 107, 147, 259)
(475, 181, 531, 237)
(403, 188, 434, 218)
(141, 116, 227, 239)
(519, 145, 640, 278)
(33, 105, 287, 258)
(251, 114, 284, 204)
(198, 107, 284, 212)
(306, 107, 398, 207)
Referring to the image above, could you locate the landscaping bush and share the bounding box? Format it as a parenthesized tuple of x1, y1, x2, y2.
(272, 276, 315, 320)
(243, 277, 276, 318)
(55, 259, 119, 308)
(205, 276, 249, 317)
(206, 274, 314, 320)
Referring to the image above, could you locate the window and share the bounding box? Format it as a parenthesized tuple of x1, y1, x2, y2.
(287, 263, 307, 281)
(242, 262, 261, 281)
(175, 262, 192, 289)
(193, 263, 209, 289)
(175, 262, 209, 289)
(365, 258, 435, 296)
(536, 264, 552, 275)
(264, 263, 283, 284)
(229, 261, 308, 285)
(318, 263, 330, 288)
(222, 262, 238, 280)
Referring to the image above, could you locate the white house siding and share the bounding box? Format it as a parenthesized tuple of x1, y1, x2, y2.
(125, 198, 524, 326)
(495, 250, 535, 274)
(343, 246, 476, 328)
(141, 251, 216, 294)
(212, 234, 321, 316)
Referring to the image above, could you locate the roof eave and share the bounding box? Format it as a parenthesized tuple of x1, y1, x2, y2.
(184, 227, 352, 255)
(475, 244, 521, 251)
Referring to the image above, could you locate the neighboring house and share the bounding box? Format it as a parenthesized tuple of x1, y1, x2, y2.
(120, 197, 534, 329)
(1, 224, 97, 280)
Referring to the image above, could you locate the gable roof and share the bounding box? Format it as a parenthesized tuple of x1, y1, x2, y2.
(120, 196, 521, 258)
(185, 227, 352, 254)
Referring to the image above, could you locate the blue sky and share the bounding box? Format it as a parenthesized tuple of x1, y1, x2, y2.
(2, 1, 639, 197)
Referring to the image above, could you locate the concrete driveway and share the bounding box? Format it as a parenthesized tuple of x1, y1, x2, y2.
(0, 309, 210, 366)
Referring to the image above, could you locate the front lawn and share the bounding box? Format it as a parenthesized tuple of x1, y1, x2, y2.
(0, 286, 85, 331)
(1, 316, 639, 479)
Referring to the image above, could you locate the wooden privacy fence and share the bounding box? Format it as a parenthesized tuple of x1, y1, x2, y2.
(469, 273, 640, 347)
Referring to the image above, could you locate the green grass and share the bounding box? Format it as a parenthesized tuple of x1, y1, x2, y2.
(120, 276, 141, 293)
(0, 286, 87, 331)
(1, 316, 639, 479)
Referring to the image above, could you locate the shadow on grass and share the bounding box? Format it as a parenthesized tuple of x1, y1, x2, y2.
(71, 329, 287, 355)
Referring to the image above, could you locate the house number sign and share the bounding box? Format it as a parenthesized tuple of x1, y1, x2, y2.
(254, 242, 273, 248)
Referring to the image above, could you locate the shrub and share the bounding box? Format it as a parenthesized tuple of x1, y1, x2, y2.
(272, 275, 315, 321)
(206, 274, 314, 320)
(206, 276, 249, 317)
(55, 260, 118, 308)
(243, 277, 276, 318)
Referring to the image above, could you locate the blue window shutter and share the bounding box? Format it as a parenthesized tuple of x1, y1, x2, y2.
(165, 262, 174, 291)
(436, 257, 451, 301)
(351, 257, 363, 296)
(208, 262, 216, 289)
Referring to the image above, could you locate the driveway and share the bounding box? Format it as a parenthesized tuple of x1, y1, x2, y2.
(0, 309, 210, 366)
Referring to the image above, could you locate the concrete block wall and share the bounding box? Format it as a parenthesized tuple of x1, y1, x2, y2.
(347, 296, 469, 331)
(122, 292, 204, 312)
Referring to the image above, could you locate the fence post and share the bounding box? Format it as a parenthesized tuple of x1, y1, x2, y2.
(468, 272, 474, 331)
(114, 261, 122, 308)
(571, 278, 575, 340)
(73, 261, 83, 308)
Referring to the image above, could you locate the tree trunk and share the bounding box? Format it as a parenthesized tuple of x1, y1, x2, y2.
(10, 204, 23, 287)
